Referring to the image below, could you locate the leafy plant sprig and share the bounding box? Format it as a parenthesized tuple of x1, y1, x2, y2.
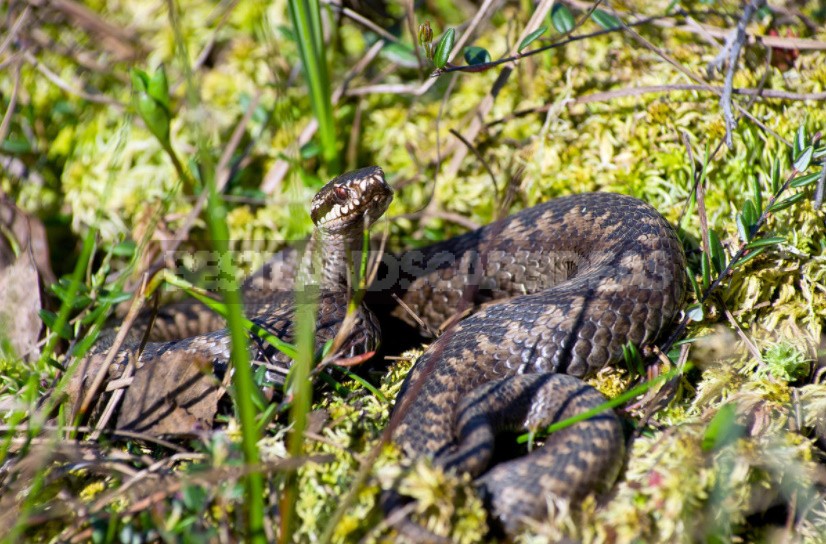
(434, 8, 726, 75)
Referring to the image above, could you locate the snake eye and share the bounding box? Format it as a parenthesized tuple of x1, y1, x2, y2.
(333, 185, 348, 202)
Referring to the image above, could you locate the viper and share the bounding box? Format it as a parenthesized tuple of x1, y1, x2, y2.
(74, 166, 686, 537)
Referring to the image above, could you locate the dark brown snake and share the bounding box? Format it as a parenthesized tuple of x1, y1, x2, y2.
(76, 166, 686, 538)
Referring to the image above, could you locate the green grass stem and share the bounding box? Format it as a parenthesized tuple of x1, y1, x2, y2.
(287, 0, 339, 172)
(165, 0, 265, 539)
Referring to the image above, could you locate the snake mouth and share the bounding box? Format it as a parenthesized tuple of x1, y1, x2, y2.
(311, 166, 394, 233)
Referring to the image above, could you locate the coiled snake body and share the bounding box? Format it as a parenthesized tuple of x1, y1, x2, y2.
(78, 167, 686, 537)
(383, 189, 686, 535)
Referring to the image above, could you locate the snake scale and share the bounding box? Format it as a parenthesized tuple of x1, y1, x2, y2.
(78, 166, 686, 537)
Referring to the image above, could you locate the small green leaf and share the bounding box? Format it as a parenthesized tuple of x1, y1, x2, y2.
(794, 145, 814, 171)
(686, 266, 702, 299)
(147, 65, 170, 111)
(332, 365, 387, 402)
(80, 305, 109, 325)
(317, 372, 351, 397)
(732, 246, 768, 269)
(701, 252, 711, 290)
(768, 191, 806, 212)
(702, 403, 742, 452)
(751, 176, 763, 214)
(518, 26, 547, 53)
(622, 342, 644, 376)
(551, 4, 575, 34)
(736, 212, 749, 243)
(110, 240, 137, 257)
(380, 42, 420, 68)
(463, 46, 491, 65)
(130, 69, 149, 93)
(80, 305, 108, 326)
(790, 171, 821, 188)
(98, 290, 133, 304)
(708, 230, 726, 274)
(44, 357, 65, 371)
(770, 157, 781, 193)
(319, 338, 335, 360)
(71, 330, 100, 357)
(182, 484, 208, 511)
(591, 9, 622, 30)
(742, 199, 758, 228)
(137, 92, 170, 146)
(746, 236, 785, 249)
(433, 28, 455, 69)
(300, 141, 320, 159)
(1, 137, 30, 153)
(796, 124, 807, 155)
(39, 309, 72, 340)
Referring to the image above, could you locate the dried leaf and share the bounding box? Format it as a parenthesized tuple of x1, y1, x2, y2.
(116, 351, 222, 436)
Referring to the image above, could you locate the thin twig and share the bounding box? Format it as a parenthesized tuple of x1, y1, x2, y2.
(403, 0, 424, 72)
(391, 293, 437, 338)
(321, 0, 403, 46)
(0, 61, 21, 146)
(566, 0, 826, 51)
(722, 302, 764, 365)
(0, 5, 31, 58)
(22, 51, 125, 108)
(707, 0, 766, 148)
(577, 84, 826, 104)
(76, 275, 149, 423)
(614, 13, 791, 147)
(448, 128, 499, 194)
(392, 209, 481, 231)
(193, 0, 241, 72)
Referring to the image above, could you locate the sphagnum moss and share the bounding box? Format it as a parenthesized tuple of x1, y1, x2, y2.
(5, 0, 826, 542)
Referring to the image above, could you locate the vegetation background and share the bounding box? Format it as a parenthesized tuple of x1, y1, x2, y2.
(2, 0, 826, 542)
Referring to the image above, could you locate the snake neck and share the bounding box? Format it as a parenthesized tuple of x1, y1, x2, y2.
(300, 228, 364, 292)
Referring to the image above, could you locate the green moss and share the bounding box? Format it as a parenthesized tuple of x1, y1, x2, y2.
(760, 342, 812, 382)
(6, 0, 826, 541)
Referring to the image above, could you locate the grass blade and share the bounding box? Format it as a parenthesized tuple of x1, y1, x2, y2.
(165, 0, 265, 539)
(288, 0, 339, 172)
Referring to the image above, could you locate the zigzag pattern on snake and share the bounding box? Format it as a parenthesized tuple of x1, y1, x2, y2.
(76, 166, 686, 537)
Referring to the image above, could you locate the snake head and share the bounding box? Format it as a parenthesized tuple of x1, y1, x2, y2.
(310, 166, 393, 234)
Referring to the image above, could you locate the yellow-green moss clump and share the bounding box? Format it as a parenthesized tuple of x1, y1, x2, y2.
(4, 0, 826, 541)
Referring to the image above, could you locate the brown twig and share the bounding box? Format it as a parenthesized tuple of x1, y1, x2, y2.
(613, 12, 791, 148)
(565, 0, 826, 51)
(391, 293, 437, 338)
(706, 0, 766, 148)
(75, 275, 149, 424)
(22, 51, 125, 108)
(0, 5, 31, 58)
(721, 301, 764, 366)
(448, 128, 499, 195)
(46, 0, 145, 60)
(0, 61, 21, 147)
(320, 0, 403, 46)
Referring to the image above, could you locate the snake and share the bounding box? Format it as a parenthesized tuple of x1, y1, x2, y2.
(74, 166, 686, 537)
